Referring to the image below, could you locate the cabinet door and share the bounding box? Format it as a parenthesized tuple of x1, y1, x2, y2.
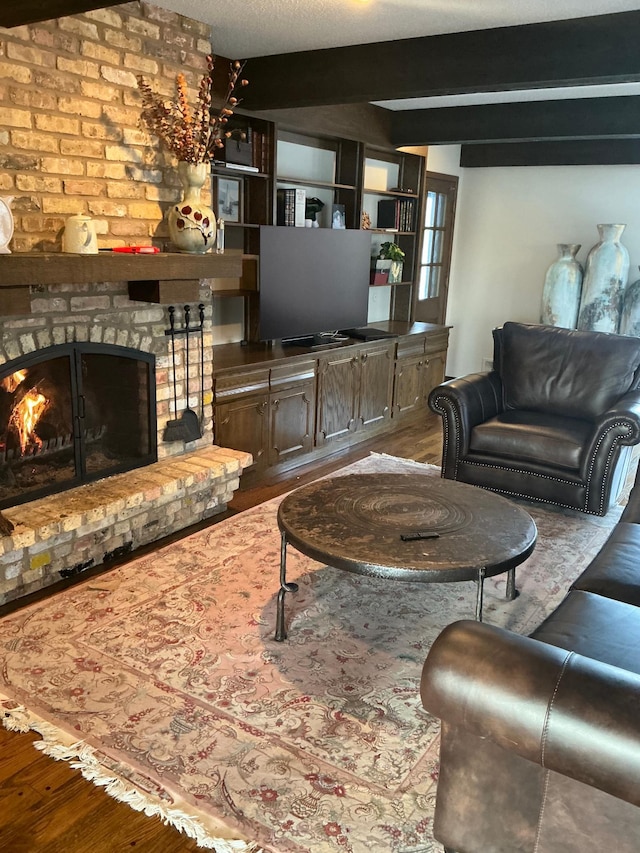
(393, 353, 426, 418)
(423, 351, 446, 399)
(316, 351, 359, 445)
(358, 342, 394, 430)
(268, 381, 315, 466)
(214, 394, 268, 471)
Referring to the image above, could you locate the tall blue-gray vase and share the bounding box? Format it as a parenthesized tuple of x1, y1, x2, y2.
(577, 223, 629, 333)
(540, 243, 583, 328)
(619, 267, 640, 337)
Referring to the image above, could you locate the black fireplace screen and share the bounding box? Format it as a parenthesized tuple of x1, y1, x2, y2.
(0, 343, 157, 510)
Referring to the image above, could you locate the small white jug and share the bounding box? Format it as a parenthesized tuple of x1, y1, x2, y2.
(0, 196, 15, 254)
(62, 214, 98, 254)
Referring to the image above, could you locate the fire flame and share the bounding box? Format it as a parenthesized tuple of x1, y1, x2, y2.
(8, 386, 49, 453)
(1, 370, 26, 393)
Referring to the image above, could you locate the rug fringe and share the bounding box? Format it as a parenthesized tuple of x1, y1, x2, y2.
(369, 451, 439, 471)
(1, 702, 264, 853)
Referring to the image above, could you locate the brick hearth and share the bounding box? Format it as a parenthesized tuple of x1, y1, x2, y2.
(0, 444, 251, 605)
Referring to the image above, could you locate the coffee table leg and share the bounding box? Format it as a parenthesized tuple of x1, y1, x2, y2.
(275, 530, 299, 642)
(505, 567, 519, 601)
(475, 567, 486, 621)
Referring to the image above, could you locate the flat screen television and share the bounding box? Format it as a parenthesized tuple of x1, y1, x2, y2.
(258, 225, 371, 344)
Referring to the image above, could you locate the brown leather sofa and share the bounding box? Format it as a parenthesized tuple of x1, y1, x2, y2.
(428, 322, 640, 515)
(420, 468, 640, 853)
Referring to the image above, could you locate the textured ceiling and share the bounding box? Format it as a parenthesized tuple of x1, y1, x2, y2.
(155, 0, 640, 59)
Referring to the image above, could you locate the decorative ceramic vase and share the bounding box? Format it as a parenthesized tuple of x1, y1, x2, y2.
(619, 267, 640, 337)
(167, 161, 216, 254)
(577, 224, 629, 334)
(540, 244, 583, 328)
(388, 261, 403, 283)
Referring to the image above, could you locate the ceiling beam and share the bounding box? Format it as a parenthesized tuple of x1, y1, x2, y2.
(390, 96, 640, 147)
(460, 139, 640, 168)
(244, 11, 640, 111)
(0, 0, 123, 28)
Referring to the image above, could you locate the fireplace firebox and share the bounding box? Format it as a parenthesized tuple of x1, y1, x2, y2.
(0, 343, 157, 509)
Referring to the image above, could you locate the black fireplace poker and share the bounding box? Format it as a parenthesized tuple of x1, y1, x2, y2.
(162, 304, 204, 443)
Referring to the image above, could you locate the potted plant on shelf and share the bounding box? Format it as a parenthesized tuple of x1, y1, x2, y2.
(371, 241, 405, 284)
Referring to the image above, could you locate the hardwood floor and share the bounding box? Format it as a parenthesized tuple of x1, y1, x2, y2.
(0, 416, 443, 852)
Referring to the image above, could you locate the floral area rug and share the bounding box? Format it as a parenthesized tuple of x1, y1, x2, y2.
(0, 453, 623, 852)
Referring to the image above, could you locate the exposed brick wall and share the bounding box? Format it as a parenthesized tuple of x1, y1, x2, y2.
(0, 1, 213, 252)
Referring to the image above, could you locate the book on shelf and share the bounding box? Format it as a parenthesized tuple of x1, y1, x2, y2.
(251, 130, 270, 172)
(213, 160, 259, 173)
(377, 198, 415, 231)
(277, 188, 295, 226)
(277, 188, 307, 226)
(294, 188, 306, 227)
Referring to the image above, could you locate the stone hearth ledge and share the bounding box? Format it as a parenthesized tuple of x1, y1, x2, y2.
(0, 446, 252, 606)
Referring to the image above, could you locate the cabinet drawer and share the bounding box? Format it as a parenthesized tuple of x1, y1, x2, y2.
(424, 330, 450, 356)
(215, 367, 270, 401)
(396, 335, 426, 359)
(270, 359, 316, 391)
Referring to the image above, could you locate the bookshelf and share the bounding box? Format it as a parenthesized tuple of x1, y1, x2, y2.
(209, 120, 425, 333)
(275, 130, 361, 229)
(211, 114, 275, 256)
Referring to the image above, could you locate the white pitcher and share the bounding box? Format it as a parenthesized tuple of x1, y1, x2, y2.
(62, 214, 98, 254)
(0, 196, 14, 254)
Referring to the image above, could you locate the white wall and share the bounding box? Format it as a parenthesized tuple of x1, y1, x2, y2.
(429, 145, 640, 377)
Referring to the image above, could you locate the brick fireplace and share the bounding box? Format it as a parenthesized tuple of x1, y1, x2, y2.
(0, 4, 255, 605)
(0, 261, 251, 606)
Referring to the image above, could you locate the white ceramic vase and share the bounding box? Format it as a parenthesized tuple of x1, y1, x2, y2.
(540, 243, 583, 328)
(619, 267, 640, 337)
(167, 161, 216, 254)
(577, 224, 629, 333)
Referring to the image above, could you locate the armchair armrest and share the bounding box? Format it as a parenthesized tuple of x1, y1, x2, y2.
(428, 371, 503, 477)
(580, 390, 640, 481)
(421, 620, 640, 808)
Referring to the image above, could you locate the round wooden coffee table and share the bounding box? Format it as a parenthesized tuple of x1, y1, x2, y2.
(274, 472, 537, 640)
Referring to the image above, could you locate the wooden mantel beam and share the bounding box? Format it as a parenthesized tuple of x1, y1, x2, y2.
(244, 11, 640, 111)
(0, 251, 243, 287)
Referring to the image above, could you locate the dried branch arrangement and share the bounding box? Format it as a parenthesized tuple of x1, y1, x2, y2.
(137, 56, 248, 164)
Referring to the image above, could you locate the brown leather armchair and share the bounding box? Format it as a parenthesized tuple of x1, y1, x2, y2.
(428, 322, 640, 515)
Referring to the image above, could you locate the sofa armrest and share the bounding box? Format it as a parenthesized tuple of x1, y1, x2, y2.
(421, 620, 640, 808)
(428, 372, 504, 478)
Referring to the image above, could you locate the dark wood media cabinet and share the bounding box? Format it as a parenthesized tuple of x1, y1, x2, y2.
(213, 321, 449, 481)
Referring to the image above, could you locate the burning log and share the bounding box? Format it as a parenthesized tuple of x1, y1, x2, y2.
(0, 511, 14, 536)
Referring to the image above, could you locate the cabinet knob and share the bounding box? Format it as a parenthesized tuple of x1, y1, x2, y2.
(257, 401, 267, 415)
(272, 399, 280, 410)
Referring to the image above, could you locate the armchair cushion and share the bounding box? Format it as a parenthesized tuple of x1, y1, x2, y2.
(496, 321, 640, 419)
(470, 410, 591, 470)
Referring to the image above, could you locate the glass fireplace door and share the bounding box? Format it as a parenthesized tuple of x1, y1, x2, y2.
(0, 344, 156, 510)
